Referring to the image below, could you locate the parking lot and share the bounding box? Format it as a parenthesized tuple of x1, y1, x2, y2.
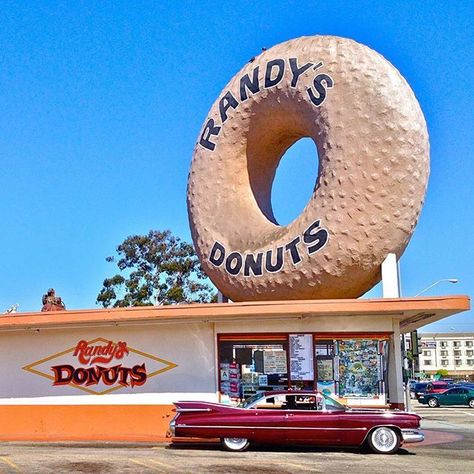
(1, 405, 473, 473)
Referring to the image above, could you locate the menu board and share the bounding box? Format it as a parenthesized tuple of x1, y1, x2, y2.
(263, 350, 287, 374)
(289, 334, 314, 381)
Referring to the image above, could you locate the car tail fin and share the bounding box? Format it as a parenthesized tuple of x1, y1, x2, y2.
(173, 401, 215, 413)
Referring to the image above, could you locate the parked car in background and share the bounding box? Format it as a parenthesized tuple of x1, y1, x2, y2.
(170, 391, 424, 454)
(418, 387, 474, 408)
(410, 382, 429, 399)
(414, 381, 453, 400)
(426, 381, 454, 392)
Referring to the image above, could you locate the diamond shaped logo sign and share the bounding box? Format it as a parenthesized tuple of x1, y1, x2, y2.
(23, 338, 178, 395)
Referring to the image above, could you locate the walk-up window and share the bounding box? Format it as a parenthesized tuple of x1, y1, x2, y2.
(218, 334, 288, 400)
(218, 333, 390, 404)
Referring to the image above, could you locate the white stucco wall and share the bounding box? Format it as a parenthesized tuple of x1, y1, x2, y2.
(0, 313, 399, 406)
(0, 322, 217, 404)
(215, 315, 394, 334)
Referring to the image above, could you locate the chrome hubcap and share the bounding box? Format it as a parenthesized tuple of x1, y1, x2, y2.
(373, 428, 397, 452)
(224, 438, 248, 450)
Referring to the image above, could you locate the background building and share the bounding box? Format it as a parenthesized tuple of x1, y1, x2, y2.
(419, 333, 474, 379)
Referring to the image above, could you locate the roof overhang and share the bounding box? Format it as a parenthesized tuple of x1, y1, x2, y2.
(0, 295, 469, 333)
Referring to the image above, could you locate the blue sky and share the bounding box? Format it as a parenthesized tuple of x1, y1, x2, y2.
(0, 1, 472, 332)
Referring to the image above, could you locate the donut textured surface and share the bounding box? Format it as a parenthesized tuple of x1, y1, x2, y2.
(187, 35, 429, 301)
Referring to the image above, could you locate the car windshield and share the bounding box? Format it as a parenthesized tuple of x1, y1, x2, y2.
(238, 393, 263, 408)
(324, 395, 345, 411)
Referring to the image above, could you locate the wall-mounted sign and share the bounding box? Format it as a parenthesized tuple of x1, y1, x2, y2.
(22, 338, 178, 395)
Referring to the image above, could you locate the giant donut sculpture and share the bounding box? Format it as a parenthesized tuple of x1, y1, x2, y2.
(187, 35, 429, 301)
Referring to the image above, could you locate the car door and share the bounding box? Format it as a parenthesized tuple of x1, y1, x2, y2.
(283, 395, 341, 445)
(249, 395, 287, 443)
(443, 388, 463, 405)
(458, 388, 469, 405)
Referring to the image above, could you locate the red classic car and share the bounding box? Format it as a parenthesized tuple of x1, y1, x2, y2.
(169, 391, 424, 454)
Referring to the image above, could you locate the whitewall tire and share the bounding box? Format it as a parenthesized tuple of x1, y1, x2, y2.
(222, 437, 250, 452)
(368, 427, 400, 454)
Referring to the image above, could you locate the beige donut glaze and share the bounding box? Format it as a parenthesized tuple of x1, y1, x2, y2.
(187, 35, 429, 301)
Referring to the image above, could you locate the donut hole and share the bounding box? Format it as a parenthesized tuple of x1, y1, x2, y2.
(245, 97, 322, 228)
(271, 137, 320, 226)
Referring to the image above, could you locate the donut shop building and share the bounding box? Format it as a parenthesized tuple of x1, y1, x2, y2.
(0, 295, 468, 442)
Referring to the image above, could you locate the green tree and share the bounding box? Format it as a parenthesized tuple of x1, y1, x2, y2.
(96, 230, 216, 308)
(435, 368, 449, 379)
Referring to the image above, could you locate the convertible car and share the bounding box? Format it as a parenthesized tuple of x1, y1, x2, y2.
(169, 391, 423, 454)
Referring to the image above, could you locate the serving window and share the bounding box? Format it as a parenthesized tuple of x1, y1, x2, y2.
(218, 335, 289, 400)
(218, 333, 390, 404)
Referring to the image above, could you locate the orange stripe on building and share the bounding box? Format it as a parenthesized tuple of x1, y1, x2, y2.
(0, 405, 174, 442)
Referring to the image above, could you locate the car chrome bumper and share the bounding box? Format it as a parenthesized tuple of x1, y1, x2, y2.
(401, 429, 424, 443)
(168, 418, 177, 437)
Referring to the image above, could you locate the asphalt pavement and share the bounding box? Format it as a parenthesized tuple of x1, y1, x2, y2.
(0, 405, 473, 473)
